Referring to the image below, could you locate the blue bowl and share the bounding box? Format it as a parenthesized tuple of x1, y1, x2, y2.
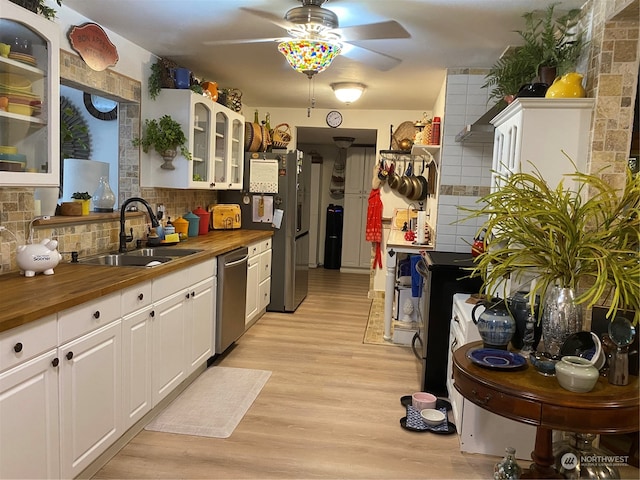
(529, 351, 561, 376)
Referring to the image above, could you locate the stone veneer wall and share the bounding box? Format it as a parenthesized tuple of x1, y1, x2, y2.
(584, 0, 639, 189)
(0, 51, 217, 273)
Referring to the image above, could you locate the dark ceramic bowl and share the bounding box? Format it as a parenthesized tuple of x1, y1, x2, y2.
(529, 351, 561, 376)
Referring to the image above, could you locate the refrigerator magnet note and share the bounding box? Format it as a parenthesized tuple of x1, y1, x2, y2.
(272, 209, 284, 229)
(249, 159, 279, 193)
(252, 195, 273, 223)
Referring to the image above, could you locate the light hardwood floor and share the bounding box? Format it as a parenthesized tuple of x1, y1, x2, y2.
(91, 269, 635, 479)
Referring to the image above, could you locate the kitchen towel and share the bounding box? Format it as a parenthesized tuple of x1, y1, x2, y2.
(145, 366, 271, 438)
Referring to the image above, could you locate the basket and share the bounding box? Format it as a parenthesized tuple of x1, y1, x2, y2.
(271, 123, 291, 149)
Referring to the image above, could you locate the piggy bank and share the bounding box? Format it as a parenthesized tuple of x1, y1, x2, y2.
(16, 239, 62, 277)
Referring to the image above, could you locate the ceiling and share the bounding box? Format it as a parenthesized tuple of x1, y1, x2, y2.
(61, 0, 587, 115)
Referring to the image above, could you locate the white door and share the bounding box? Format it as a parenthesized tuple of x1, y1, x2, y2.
(0, 350, 60, 479)
(59, 321, 122, 479)
(122, 306, 153, 430)
(152, 292, 187, 405)
(245, 255, 260, 325)
(186, 277, 215, 374)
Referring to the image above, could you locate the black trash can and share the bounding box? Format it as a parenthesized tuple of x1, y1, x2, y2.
(324, 204, 343, 269)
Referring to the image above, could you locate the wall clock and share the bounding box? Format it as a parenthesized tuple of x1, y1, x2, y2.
(326, 110, 343, 128)
(83, 93, 118, 121)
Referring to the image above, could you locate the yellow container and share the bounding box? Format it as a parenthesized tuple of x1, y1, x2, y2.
(545, 72, 586, 99)
(74, 199, 90, 215)
(173, 216, 189, 237)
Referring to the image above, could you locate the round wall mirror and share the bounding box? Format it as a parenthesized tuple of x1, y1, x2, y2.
(83, 93, 118, 120)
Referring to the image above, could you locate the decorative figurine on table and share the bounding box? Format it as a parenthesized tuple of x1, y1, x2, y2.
(16, 239, 62, 277)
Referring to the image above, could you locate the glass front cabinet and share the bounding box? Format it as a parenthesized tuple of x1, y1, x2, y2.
(0, 2, 60, 186)
(140, 89, 244, 190)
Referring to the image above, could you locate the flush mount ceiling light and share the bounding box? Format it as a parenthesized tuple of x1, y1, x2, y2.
(331, 82, 366, 104)
(278, 38, 342, 78)
(333, 136, 355, 149)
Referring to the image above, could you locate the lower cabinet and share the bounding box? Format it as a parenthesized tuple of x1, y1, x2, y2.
(59, 320, 123, 479)
(0, 349, 60, 480)
(245, 239, 272, 326)
(0, 258, 217, 479)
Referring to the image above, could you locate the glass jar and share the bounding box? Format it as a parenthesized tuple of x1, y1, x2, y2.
(494, 447, 522, 479)
(92, 176, 116, 212)
(554, 433, 620, 478)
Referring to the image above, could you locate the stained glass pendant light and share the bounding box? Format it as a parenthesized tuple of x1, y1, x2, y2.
(278, 39, 342, 78)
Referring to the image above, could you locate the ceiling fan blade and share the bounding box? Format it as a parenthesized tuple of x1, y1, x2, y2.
(339, 20, 410, 42)
(203, 37, 283, 46)
(341, 43, 402, 71)
(239, 7, 293, 31)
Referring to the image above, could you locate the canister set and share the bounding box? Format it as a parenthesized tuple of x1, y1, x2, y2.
(150, 206, 210, 244)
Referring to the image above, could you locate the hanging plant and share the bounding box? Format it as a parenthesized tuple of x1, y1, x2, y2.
(132, 115, 192, 160)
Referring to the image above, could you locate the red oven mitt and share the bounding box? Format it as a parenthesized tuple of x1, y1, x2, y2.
(366, 188, 383, 269)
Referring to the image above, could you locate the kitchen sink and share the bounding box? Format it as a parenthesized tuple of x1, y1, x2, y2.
(79, 254, 173, 267)
(126, 248, 203, 257)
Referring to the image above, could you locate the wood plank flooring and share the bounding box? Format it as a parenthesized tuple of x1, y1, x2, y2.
(91, 269, 636, 479)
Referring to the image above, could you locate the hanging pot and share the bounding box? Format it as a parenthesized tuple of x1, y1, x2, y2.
(408, 159, 428, 201)
(397, 161, 413, 195)
(388, 162, 400, 190)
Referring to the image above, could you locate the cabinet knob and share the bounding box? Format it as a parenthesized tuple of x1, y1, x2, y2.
(66, 351, 74, 360)
(210, 183, 215, 188)
(93, 311, 100, 319)
(52, 358, 59, 367)
(191, 291, 195, 297)
(150, 310, 155, 318)
(13, 342, 23, 353)
(138, 293, 144, 301)
(186, 293, 190, 299)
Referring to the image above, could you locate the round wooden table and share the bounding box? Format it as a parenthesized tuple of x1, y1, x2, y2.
(453, 342, 639, 478)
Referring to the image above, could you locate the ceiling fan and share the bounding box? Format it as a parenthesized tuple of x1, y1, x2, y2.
(204, 0, 411, 71)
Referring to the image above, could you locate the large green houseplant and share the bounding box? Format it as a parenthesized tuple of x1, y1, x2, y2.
(132, 114, 192, 170)
(483, 2, 587, 103)
(461, 161, 640, 325)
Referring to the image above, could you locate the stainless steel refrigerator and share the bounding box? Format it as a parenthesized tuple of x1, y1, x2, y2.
(221, 150, 311, 312)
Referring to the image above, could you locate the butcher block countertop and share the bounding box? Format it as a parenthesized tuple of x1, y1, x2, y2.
(0, 229, 273, 334)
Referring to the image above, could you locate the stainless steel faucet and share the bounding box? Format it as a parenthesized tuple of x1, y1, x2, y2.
(119, 197, 160, 253)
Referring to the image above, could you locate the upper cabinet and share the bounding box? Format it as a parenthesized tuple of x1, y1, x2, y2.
(140, 89, 244, 190)
(0, 2, 60, 187)
(490, 98, 595, 192)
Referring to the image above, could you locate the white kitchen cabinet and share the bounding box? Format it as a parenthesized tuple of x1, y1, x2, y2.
(151, 290, 187, 406)
(121, 281, 153, 430)
(58, 320, 123, 479)
(245, 239, 272, 326)
(0, 316, 59, 480)
(185, 276, 215, 375)
(140, 89, 243, 190)
(152, 259, 215, 404)
(490, 98, 595, 192)
(341, 147, 376, 271)
(0, 2, 60, 187)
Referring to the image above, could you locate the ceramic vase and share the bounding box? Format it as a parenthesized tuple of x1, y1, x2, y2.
(545, 72, 586, 98)
(472, 298, 516, 350)
(555, 356, 599, 393)
(494, 447, 522, 479)
(160, 148, 177, 170)
(541, 286, 582, 356)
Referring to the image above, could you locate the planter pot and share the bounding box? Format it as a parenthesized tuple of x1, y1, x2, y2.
(74, 199, 90, 215)
(160, 149, 177, 170)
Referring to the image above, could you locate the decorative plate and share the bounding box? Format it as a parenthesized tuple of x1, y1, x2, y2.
(467, 348, 526, 370)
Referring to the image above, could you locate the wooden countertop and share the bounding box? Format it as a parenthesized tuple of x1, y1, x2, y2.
(0, 229, 273, 333)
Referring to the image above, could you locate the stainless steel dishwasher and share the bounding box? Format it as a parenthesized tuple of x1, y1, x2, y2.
(216, 247, 249, 354)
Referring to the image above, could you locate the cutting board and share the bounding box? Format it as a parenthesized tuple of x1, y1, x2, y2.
(212, 204, 241, 229)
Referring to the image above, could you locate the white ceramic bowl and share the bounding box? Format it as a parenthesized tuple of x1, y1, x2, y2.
(420, 408, 446, 426)
(412, 392, 436, 411)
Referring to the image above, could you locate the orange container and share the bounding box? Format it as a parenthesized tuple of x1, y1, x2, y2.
(173, 216, 189, 237)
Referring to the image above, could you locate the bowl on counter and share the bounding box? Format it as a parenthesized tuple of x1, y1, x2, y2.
(420, 409, 446, 426)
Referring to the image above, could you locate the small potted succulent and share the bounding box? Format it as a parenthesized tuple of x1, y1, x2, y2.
(132, 114, 192, 170)
(71, 191, 91, 215)
(9, 0, 62, 20)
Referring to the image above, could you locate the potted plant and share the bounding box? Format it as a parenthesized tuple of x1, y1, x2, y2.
(483, 3, 587, 102)
(132, 114, 192, 170)
(9, 0, 62, 20)
(71, 191, 91, 215)
(517, 2, 587, 85)
(461, 160, 639, 352)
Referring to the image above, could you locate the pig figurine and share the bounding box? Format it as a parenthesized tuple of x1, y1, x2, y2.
(16, 239, 62, 277)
